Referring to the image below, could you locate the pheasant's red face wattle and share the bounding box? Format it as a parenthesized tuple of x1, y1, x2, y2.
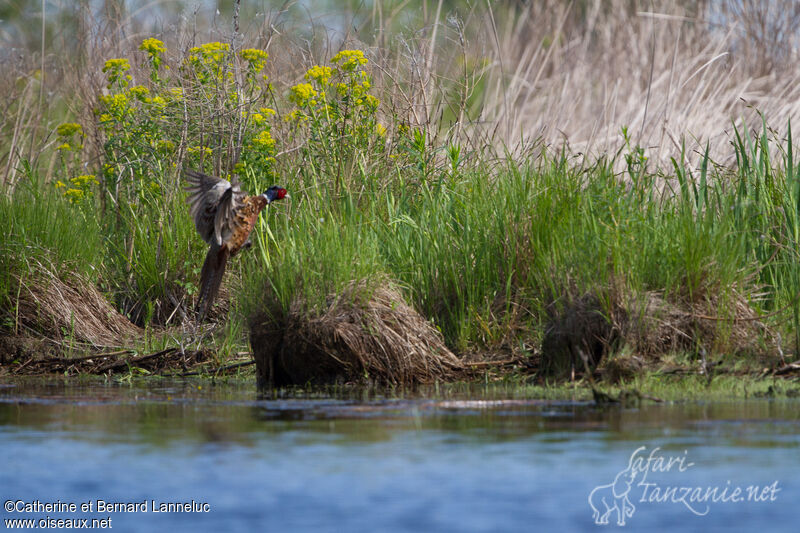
(263, 186, 288, 203)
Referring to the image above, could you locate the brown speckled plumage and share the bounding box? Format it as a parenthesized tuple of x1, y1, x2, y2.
(184, 169, 286, 320)
(228, 195, 268, 255)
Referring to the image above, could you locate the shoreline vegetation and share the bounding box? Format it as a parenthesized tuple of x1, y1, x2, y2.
(3, 1, 800, 395)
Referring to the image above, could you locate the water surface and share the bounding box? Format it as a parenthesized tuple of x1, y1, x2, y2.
(0, 379, 797, 532)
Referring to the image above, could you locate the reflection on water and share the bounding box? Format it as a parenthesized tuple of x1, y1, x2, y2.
(0, 379, 798, 532)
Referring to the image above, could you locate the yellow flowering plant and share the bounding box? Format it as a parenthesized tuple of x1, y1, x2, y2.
(140, 38, 166, 75)
(331, 49, 368, 71)
(286, 49, 386, 194)
(54, 174, 98, 205)
(305, 65, 332, 85)
(95, 37, 274, 208)
(240, 48, 269, 86)
(90, 37, 276, 322)
(290, 49, 381, 128)
(54, 123, 95, 206)
(52, 35, 416, 327)
(102, 58, 130, 88)
(93, 36, 283, 205)
(71, 35, 289, 217)
(238, 119, 278, 181)
(56, 123, 83, 151)
(186, 42, 232, 85)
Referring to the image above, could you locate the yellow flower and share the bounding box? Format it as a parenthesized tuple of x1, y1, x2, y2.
(260, 107, 276, 116)
(289, 83, 318, 106)
(140, 40, 166, 75)
(129, 85, 150, 100)
(286, 110, 307, 122)
(197, 42, 229, 53)
(376, 123, 386, 136)
(168, 87, 184, 98)
(102, 58, 131, 87)
(70, 174, 98, 186)
(154, 139, 175, 152)
(187, 42, 231, 83)
(362, 94, 379, 111)
(100, 93, 130, 117)
(145, 95, 167, 108)
(252, 129, 275, 151)
(189, 42, 230, 64)
(102, 58, 130, 73)
(240, 48, 269, 71)
(54, 180, 66, 189)
(331, 49, 368, 71)
(57, 123, 83, 137)
(187, 146, 213, 157)
(140, 38, 166, 55)
(101, 93, 127, 106)
(241, 48, 268, 61)
(57, 143, 72, 152)
(305, 65, 332, 85)
(64, 188, 85, 203)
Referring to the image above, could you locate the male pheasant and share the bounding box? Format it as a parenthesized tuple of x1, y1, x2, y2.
(185, 169, 287, 320)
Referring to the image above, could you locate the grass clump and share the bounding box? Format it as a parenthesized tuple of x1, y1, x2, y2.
(0, 172, 104, 313)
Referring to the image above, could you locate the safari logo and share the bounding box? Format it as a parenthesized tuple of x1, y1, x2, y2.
(588, 446, 780, 526)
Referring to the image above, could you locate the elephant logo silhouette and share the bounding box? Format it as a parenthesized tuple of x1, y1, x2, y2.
(588, 465, 637, 525)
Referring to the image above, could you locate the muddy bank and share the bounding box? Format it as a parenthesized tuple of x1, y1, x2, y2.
(1, 273, 794, 385)
(0, 338, 210, 375)
(0, 273, 211, 377)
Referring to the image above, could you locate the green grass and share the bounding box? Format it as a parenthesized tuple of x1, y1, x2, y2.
(239, 124, 800, 357)
(0, 170, 104, 305)
(3, 33, 800, 378)
(6, 114, 800, 371)
(102, 191, 203, 326)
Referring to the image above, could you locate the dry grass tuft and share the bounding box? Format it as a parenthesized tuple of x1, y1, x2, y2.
(13, 267, 141, 348)
(626, 290, 777, 359)
(540, 287, 779, 379)
(251, 280, 463, 386)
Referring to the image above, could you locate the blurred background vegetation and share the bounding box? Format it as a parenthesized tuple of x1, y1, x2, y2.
(4, 0, 800, 187)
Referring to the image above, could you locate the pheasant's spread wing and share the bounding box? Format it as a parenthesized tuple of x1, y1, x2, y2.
(212, 175, 248, 246)
(185, 169, 246, 246)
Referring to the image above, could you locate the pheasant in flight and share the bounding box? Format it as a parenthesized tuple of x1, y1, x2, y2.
(185, 169, 287, 320)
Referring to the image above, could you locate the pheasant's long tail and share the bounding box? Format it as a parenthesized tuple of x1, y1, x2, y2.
(196, 245, 230, 321)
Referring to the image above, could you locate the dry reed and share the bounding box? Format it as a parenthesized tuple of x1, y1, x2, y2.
(6, 1, 800, 190)
(252, 280, 463, 386)
(13, 263, 141, 348)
